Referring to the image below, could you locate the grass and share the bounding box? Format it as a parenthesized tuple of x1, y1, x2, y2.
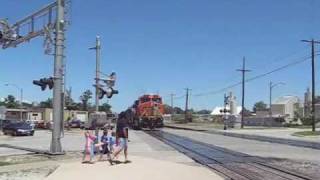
(292, 131, 320, 137)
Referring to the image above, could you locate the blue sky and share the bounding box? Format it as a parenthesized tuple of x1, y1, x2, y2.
(1, 0, 320, 112)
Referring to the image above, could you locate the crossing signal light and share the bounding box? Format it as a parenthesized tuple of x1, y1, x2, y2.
(98, 87, 118, 99)
(105, 87, 118, 98)
(33, 77, 54, 91)
(98, 87, 106, 99)
(220, 109, 230, 113)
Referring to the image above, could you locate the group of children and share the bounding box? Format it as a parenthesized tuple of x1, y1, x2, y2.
(82, 125, 117, 165)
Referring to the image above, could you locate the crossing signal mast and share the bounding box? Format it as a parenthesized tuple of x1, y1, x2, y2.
(0, 0, 70, 154)
(220, 93, 230, 130)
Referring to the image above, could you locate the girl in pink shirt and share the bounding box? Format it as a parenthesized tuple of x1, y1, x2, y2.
(83, 130, 96, 163)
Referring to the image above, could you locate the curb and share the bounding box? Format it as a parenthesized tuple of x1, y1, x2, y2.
(164, 125, 320, 150)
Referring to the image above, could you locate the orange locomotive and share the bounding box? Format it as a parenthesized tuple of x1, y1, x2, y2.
(127, 94, 164, 129)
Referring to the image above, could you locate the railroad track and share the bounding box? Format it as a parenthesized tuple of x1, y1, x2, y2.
(145, 130, 314, 180)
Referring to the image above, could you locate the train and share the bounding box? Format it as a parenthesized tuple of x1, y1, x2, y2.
(125, 94, 164, 129)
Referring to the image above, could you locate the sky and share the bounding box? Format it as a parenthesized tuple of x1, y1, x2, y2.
(0, 0, 320, 112)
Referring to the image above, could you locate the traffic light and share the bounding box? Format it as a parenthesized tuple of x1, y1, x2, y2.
(33, 77, 54, 91)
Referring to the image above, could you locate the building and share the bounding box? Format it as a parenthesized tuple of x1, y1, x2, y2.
(304, 88, 312, 117)
(4, 108, 28, 120)
(271, 96, 301, 123)
(4, 107, 88, 122)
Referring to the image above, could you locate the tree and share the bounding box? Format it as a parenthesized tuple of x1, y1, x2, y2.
(240, 107, 252, 117)
(65, 88, 76, 110)
(163, 105, 184, 114)
(4, 95, 18, 108)
(99, 103, 112, 113)
(197, 109, 211, 114)
(253, 101, 267, 112)
(39, 98, 53, 108)
(174, 107, 184, 114)
(163, 104, 173, 114)
(80, 90, 92, 111)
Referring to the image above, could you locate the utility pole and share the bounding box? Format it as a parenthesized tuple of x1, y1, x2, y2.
(90, 36, 101, 112)
(170, 93, 175, 117)
(302, 39, 320, 132)
(237, 57, 251, 129)
(89, 36, 101, 144)
(223, 93, 228, 130)
(184, 88, 191, 123)
(1, 0, 68, 155)
(269, 82, 285, 117)
(50, 0, 65, 154)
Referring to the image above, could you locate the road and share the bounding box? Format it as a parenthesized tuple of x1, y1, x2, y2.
(0, 130, 83, 155)
(1, 128, 320, 162)
(162, 128, 320, 163)
(1, 128, 320, 179)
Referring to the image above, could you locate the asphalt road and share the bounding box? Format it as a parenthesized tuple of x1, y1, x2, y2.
(0, 129, 84, 156)
(163, 128, 320, 163)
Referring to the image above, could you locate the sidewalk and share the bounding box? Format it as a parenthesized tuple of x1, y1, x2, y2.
(46, 156, 223, 180)
(165, 123, 320, 149)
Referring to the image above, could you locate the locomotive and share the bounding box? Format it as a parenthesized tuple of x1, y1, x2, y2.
(126, 94, 164, 129)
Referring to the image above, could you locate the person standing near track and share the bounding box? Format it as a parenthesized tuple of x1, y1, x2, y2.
(83, 130, 96, 164)
(112, 112, 130, 163)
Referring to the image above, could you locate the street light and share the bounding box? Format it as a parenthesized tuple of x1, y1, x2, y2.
(4, 83, 23, 121)
(269, 82, 285, 117)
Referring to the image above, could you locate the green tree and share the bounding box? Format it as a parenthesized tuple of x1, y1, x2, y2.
(4, 95, 19, 108)
(80, 90, 92, 111)
(99, 103, 112, 113)
(240, 107, 252, 116)
(174, 107, 184, 114)
(197, 109, 211, 114)
(40, 98, 53, 108)
(253, 101, 268, 112)
(163, 104, 173, 114)
(65, 88, 76, 110)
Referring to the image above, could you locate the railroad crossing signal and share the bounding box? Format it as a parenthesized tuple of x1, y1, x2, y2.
(220, 108, 230, 114)
(98, 87, 118, 99)
(103, 72, 116, 88)
(33, 77, 54, 91)
(95, 72, 118, 99)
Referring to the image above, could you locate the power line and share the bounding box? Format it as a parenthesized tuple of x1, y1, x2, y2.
(174, 94, 186, 99)
(193, 54, 313, 97)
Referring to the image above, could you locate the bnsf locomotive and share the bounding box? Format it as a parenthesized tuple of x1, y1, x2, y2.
(126, 94, 164, 129)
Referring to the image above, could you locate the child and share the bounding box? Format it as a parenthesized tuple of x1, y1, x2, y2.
(108, 132, 116, 152)
(83, 130, 96, 164)
(99, 130, 112, 162)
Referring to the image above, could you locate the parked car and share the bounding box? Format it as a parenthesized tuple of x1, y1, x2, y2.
(68, 119, 84, 128)
(0, 119, 12, 129)
(2, 122, 35, 136)
(36, 120, 53, 129)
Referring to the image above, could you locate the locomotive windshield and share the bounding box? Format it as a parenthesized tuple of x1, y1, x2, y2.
(152, 98, 161, 103)
(141, 97, 151, 103)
